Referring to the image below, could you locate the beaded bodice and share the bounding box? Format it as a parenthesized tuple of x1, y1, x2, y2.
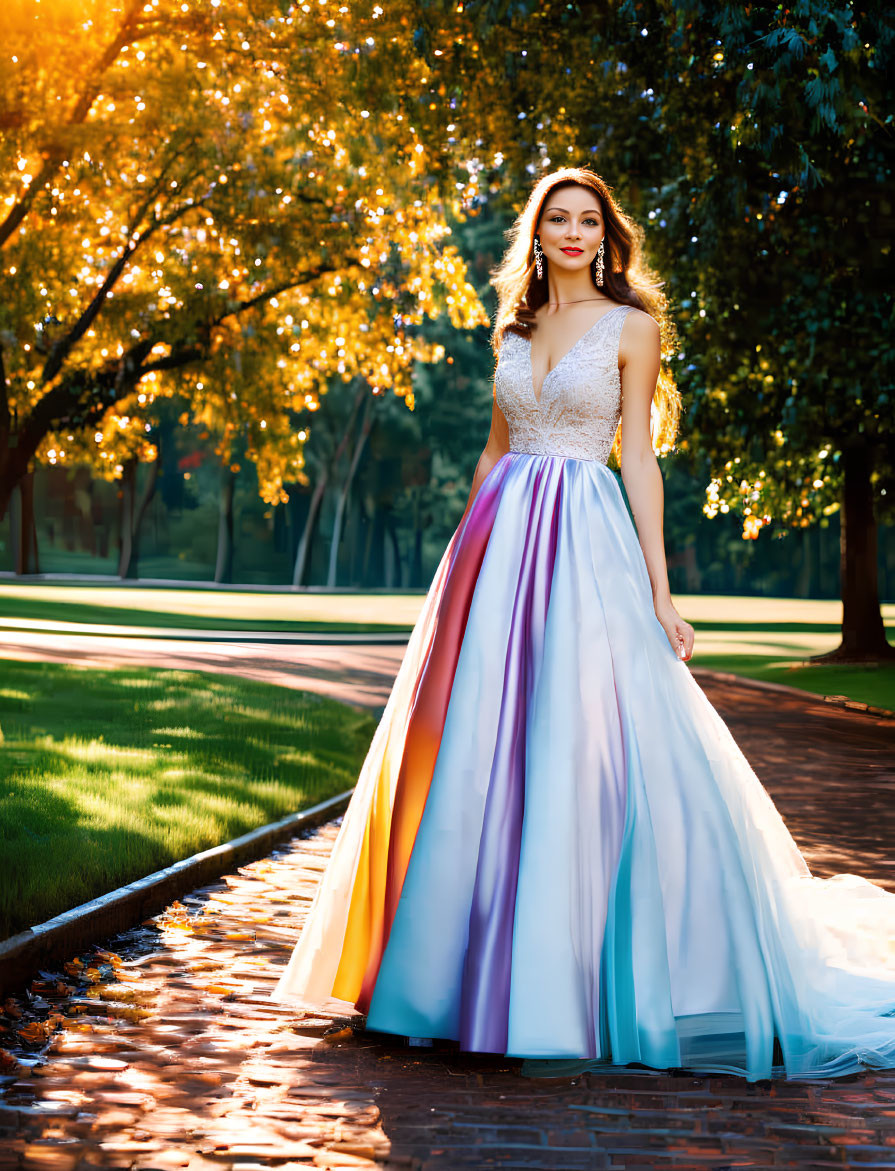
(494, 303, 634, 464)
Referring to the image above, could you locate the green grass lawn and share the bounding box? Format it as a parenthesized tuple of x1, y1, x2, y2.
(0, 662, 376, 941)
(689, 654, 895, 713)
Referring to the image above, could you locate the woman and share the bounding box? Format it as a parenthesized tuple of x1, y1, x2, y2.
(273, 166, 895, 1082)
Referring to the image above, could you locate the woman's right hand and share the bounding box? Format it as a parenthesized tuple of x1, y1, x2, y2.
(654, 597, 695, 662)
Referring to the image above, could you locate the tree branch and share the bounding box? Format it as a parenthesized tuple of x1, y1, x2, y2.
(132, 266, 339, 377)
(227, 270, 337, 319)
(9, 260, 340, 498)
(40, 188, 212, 384)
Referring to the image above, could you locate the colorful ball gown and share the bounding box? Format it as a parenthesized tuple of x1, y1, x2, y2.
(272, 303, 895, 1081)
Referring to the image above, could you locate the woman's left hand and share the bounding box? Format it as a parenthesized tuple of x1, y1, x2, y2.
(654, 597, 695, 662)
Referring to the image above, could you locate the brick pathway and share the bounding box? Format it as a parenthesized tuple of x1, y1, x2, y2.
(1, 681, 894, 1169)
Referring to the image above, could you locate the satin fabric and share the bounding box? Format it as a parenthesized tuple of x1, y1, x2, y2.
(272, 450, 895, 1081)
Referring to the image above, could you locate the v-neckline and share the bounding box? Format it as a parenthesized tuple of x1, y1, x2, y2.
(526, 304, 626, 409)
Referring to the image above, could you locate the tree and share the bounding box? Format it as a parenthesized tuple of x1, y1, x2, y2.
(567, 0, 895, 660)
(454, 0, 894, 658)
(0, 0, 489, 524)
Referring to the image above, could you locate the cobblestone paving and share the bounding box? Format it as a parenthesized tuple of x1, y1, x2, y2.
(1, 680, 894, 1170)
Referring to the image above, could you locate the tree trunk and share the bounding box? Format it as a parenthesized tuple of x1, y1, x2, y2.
(410, 488, 423, 587)
(360, 495, 376, 586)
(292, 470, 328, 587)
(345, 493, 362, 585)
(366, 500, 385, 587)
(117, 460, 137, 578)
(130, 453, 159, 579)
(12, 472, 39, 575)
(0, 348, 152, 522)
(293, 383, 367, 588)
(812, 438, 894, 663)
(326, 395, 373, 588)
(411, 524, 423, 588)
(0, 436, 28, 525)
(683, 541, 702, 593)
(118, 453, 160, 580)
(214, 467, 236, 584)
(385, 515, 402, 588)
(327, 483, 348, 589)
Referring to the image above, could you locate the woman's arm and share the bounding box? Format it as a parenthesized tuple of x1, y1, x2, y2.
(458, 388, 510, 525)
(618, 311, 694, 662)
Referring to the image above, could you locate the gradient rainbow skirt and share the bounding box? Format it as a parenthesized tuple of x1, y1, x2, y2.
(273, 451, 895, 1081)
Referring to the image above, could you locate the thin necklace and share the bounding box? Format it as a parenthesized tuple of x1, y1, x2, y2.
(547, 297, 607, 306)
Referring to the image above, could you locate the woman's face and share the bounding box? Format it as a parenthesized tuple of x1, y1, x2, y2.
(536, 183, 604, 274)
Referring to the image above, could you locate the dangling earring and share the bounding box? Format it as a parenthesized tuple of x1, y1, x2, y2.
(593, 239, 605, 287)
(533, 235, 544, 280)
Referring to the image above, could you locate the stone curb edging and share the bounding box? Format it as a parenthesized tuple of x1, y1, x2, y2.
(689, 666, 895, 721)
(0, 788, 354, 999)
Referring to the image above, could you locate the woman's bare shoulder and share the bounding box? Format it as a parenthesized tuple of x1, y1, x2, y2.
(618, 307, 660, 364)
(620, 305, 660, 331)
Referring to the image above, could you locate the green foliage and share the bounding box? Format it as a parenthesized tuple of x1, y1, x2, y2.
(447, 0, 894, 538)
(595, 0, 895, 534)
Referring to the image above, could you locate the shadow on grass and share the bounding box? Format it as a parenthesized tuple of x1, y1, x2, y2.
(0, 661, 376, 939)
(0, 594, 412, 634)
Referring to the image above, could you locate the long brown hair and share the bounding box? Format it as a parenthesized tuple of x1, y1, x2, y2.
(490, 166, 681, 461)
